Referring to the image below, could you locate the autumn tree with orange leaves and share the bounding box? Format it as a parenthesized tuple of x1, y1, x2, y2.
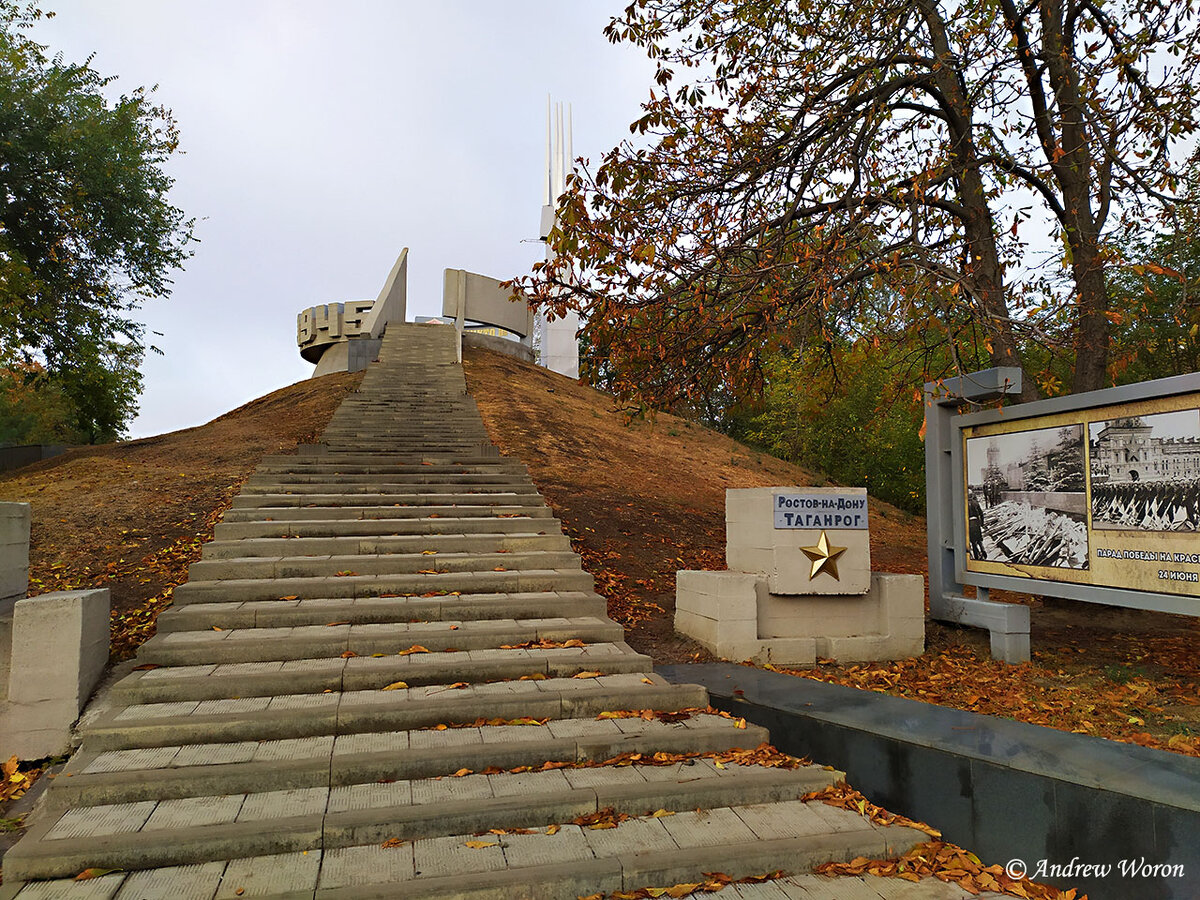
(515, 0, 1200, 408)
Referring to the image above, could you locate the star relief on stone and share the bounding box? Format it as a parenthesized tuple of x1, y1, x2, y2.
(800, 530, 848, 580)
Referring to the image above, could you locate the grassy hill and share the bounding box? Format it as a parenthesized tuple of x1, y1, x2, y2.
(1, 347, 1194, 757)
(461, 346, 925, 660)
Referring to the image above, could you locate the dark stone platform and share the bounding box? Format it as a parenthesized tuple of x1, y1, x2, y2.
(658, 662, 1200, 900)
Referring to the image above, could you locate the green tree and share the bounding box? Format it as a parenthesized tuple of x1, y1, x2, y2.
(0, 2, 193, 441)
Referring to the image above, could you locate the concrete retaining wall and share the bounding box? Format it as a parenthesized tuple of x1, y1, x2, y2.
(660, 662, 1199, 900)
(0, 446, 68, 473)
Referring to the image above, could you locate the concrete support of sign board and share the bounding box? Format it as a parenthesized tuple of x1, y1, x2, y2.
(0, 588, 110, 760)
(923, 368, 1031, 663)
(0, 502, 31, 602)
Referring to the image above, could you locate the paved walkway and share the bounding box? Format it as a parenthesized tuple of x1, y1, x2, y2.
(1, 325, 1003, 899)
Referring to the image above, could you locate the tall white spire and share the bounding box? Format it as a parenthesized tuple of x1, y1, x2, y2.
(538, 97, 581, 380)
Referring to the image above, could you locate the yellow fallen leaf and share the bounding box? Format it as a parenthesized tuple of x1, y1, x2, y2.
(546, 824, 561, 835)
(734, 718, 746, 729)
(381, 838, 405, 848)
(650, 808, 675, 818)
(573, 671, 602, 679)
(464, 840, 497, 849)
(381, 681, 408, 691)
(398, 645, 431, 656)
(452, 767, 472, 777)
(75, 868, 121, 881)
(641, 678, 654, 684)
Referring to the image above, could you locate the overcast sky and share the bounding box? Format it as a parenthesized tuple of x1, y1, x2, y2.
(31, 1, 657, 438)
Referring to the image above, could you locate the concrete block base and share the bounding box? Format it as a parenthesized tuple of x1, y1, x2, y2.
(676, 571, 924, 665)
(312, 337, 383, 377)
(0, 502, 31, 602)
(1, 588, 111, 760)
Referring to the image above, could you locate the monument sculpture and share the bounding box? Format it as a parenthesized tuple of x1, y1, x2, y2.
(296, 248, 408, 376)
(675, 487, 924, 664)
(538, 98, 581, 379)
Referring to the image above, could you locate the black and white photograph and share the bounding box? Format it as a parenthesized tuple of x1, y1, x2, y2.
(1089, 409, 1200, 532)
(965, 425, 1089, 569)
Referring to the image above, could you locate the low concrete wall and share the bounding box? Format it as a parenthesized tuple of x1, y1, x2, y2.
(462, 332, 535, 364)
(1, 589, 110, 760)
(0, 446, 68, 473)
(660, 662, 1200, 900)
(0, 502, 30, 602)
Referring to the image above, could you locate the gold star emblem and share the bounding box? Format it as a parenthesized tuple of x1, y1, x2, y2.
(800, 530, 848, 580)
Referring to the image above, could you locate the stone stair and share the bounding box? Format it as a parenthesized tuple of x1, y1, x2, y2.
(0, 324, 989, 899)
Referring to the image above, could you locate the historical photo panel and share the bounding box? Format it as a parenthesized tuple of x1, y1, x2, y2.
(1090, 408, 1200, 532)
(965, 425, 1089, 569)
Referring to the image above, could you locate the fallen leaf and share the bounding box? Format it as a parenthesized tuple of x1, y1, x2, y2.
(382, 681, 408, 691)
(546, 824, 561, 835)
(75, 868, 121, 881)
(573, 671, 602, 679)
(381, 838, 405, 848)
(464, 840, 498, 849)
(341, 651, 358, 658)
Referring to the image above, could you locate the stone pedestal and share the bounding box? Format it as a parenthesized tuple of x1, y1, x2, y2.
(675, 487, 925, 664)
(1, 588, 110, 760)
(676, 572, 924, 665)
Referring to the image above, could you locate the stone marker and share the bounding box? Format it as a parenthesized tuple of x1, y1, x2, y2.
(676, 487, 924, 665)
(1, 588, 111, 760)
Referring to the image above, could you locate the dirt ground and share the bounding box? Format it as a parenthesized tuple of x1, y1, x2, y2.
(0, 371, 362, 658)
(462, 347, 1199, 758)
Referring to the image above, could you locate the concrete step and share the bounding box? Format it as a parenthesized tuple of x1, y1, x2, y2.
(155, 590, 608, 633)
(109, 641, 651, 703)
(200, 531, 570, 559)
(4, 764, 848, 881)
(52, 714, 769, 807)
(254, 457, 526, 474)
(137, 615, 624, 665)
(170, 567, 594, 605)
(228, 491, 544, 509)
(188, 547, 580, 581)
(245, 472, 530, 486)
(239, 480, 536, 496)
(218, 505, 553, 524)
(212, 516, 556, 541)
(79, 674, 710, 750)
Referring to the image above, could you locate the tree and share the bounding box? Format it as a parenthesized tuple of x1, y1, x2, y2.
(0, 2, 193, 440)
(515, 0, 1199, 410)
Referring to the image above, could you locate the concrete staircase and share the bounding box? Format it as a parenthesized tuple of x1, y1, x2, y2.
(1, 324, 979, 899)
